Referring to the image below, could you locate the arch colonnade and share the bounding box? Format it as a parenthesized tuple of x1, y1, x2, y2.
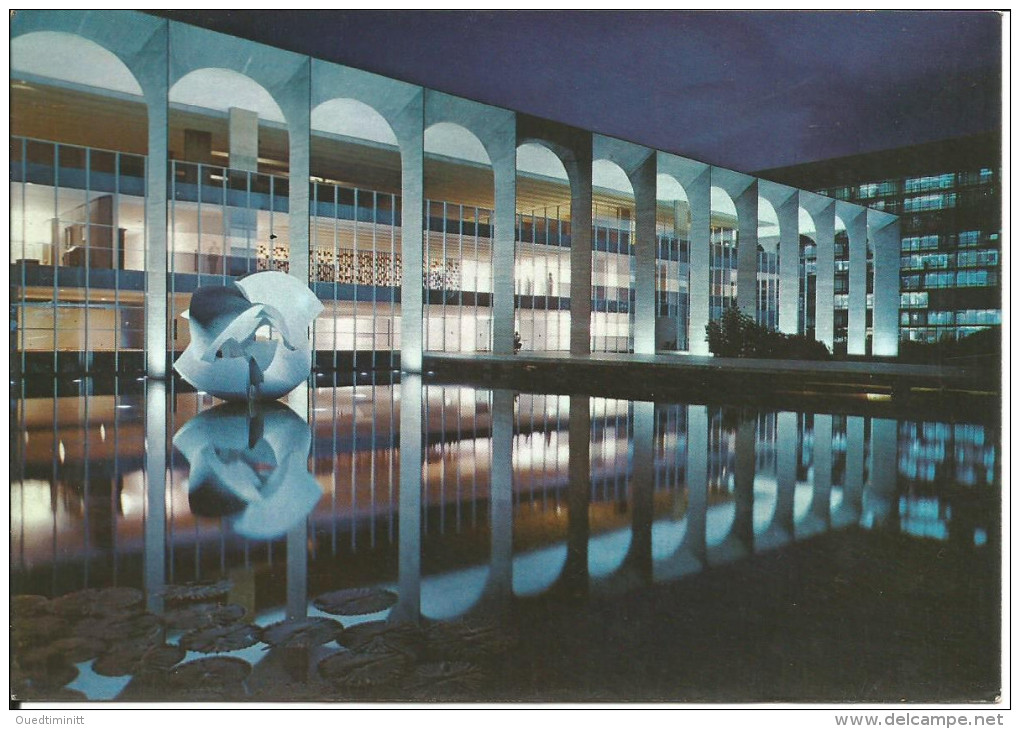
(11, 10, 900, 380)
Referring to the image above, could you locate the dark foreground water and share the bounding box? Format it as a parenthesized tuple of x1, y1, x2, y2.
(10, 375, 1000, 703)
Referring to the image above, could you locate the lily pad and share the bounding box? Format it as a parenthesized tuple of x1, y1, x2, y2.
(317, 650, 409, 688)
(74, 613, 163, 644)
(52, 587, 143, 619)
(312, 587, 398, 616)
(22, 637, 106, 667)
(93, 642, 185, 678)
(179, 623, 262, 653)
(13, 615, 71, 649)
(11, 660, 80, 689)
(163, 603, 247, 631)
(169, 656, 252, 687)
(12, 594, 52, 618)
(424, 619, 518, 661)
(159, 580, 232, 603)
(336, 620, 424, 659)
(405, 660, 487, 695)
(261, 617, 344, 649)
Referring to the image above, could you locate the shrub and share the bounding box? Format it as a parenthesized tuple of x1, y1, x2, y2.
(705, 306, 831, 361)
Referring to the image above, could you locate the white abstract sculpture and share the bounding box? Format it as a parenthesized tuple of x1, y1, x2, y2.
(174, 401, 322, 541)
(174, 271, 323, 401)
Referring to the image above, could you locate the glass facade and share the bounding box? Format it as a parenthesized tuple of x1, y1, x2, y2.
(819, 164, 1000, 343)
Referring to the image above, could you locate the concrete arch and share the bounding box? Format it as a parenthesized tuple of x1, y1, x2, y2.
(518, 120, 594, 356)
(835, 201, 869, 354)
(514, 142, 572, 352)
(11, 11, 165, 102)
(168, 22, 307, 131)
(311, 61, 424, 372)
(758, 196, 780, 254)
(799, 192, 837, 350)
(11, 11, 171, 377)
(517, 142, 570, 181)
(799, 207, 818, 239)
(424, 91, 516, 357)
(312, 97, 399, 146)
(170, 68, 286, 124)
(11, 30, 144, 97)
(759, 181, 800, 334)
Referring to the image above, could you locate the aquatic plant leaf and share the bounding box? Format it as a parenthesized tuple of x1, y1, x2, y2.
(336, 620, 424, 659)
(158, 579, 233, 603)
(22, 637, 106, 667)
(261, 617, 344, 649)
(163, 603, 247, 631)
(179, 623, 262, 653)
(13, 615, 71, 649)
(317, 650, 408, 688)
(312, 587, 398, 616)
(405, 660, 487, 695)
(52, 587, 143, 619)
(93, 642, 185, 677)
(12, 595, 52, 619)
(169, 656, 252, 687)
(423, 619, 518, 661)
(73, 613, 163, 643)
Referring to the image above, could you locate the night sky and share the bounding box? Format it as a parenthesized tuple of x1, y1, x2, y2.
(153, 10, 1002, 173)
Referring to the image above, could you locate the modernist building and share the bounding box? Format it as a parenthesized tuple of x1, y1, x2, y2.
(10, 9, 902, 379)
(758, 133, 1001, 346)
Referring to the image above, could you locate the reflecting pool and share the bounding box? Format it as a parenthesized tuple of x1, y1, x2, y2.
(10, 376, 1000, 703)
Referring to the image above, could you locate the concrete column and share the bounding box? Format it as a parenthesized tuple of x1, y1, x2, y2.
(735, 182, 759, 317)
(777, 194, 800, 335)
(834, 414, 865, 528)
(140, 26, 169, 378)
(562, 394, 591, 595)
(768, 410, 798, 541)
(490, 130, 517, 356)
(870, 213, 901, 357)
(397, 96, 425, 372)
(391, 374, 423, 622)
(730, 415, 756, 551)
(844, 206, 868, 355)
(807, 413, 833, 534)
(285, 60, 311, 293)
(866, 417, 899, 529)
(285, 522, 308, 619)
(487, 389, 515, 601)
(228, 108, 259, 173)
(682, 404, 708, 560)
(686, 171, 712, 355)
(569, 146, 594, 355)
(812, 200, 837, 351)
(285, 381, 309, 618)
(625, 400, 655, 581)
(144, 380, 167, 613)
(632, 157, 657, 355)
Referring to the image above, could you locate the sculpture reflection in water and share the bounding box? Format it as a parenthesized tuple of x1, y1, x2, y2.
(173, 401, 322, 541)
(173, 271, 323, 401)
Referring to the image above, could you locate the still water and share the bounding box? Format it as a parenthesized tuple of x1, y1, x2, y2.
(10, 376, 1000, 703)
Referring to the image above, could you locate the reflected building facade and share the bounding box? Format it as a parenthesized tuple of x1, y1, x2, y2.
(10, 10, 903, 378)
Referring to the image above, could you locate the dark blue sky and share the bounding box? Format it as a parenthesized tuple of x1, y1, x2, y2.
(156, 10, 1002, 172)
